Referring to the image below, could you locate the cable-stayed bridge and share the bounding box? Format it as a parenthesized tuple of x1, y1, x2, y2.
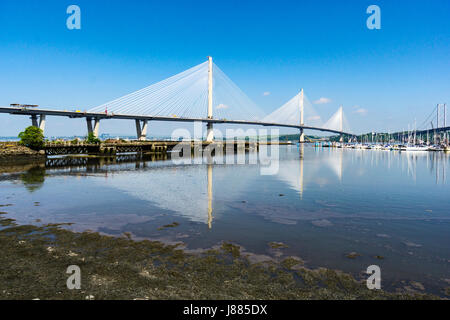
(0, 57, 352, 141)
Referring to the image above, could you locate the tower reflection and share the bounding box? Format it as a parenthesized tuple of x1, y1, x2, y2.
(207, 163, 213, 229)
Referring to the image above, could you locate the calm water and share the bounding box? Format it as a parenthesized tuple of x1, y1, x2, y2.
(1, 146, 449, 295)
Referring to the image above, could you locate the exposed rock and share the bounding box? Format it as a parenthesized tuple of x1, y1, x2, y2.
(0, 142, 45, 162)
(410, 281, 425, 291)
(268, 242, 289, 249)
(158, 222, 180, 230)
(346, 252, 361, 259)
(281, 256, 304, 270)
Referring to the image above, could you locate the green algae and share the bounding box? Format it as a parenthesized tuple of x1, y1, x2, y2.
(157, 222, 180, 230)
(346, 252, 361, 259)
(268, 242, 289, 249)
(281, 257, 304, 270)
(0, 215, 440, 300)
(221, 242, 241, 258)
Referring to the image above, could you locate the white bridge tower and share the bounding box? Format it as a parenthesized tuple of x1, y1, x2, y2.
(206, 56, 214, 142)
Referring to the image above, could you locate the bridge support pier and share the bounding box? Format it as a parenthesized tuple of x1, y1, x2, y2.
(31, 115, 38, 127)
(206, 56, 214, 142)
(31, 114, 46, 134)
(299, 128, 305, 143)
(94, 119, 100, 138)
(39, 115, 46, 133)
(86, 117, 100, 138)
(206, 123, 214, 142)
(135, 120, 148, 141)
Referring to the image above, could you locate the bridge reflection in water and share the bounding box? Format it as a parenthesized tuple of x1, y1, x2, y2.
(1, 146, 342, 229)
(1, 146, 448, 230)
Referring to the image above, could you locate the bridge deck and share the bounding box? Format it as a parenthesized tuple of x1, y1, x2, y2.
(0, 106, 352, 136)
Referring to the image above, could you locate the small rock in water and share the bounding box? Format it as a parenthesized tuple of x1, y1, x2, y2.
(374, 255, 384, 260)
(268, 242, 289, 249)
(346, 252, 361, 259)
(158, 222, 180, 230)
(279, 194, 285, 197)
(311, 219, 333, 227)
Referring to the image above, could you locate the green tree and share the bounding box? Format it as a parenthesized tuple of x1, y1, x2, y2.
(85, 132, 100, 144)
(18, 126, 45, 150)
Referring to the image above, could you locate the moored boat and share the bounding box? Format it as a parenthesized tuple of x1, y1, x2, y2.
(403, 145, 428, 152)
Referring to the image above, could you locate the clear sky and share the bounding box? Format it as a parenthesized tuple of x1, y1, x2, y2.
(0, 0, 449, 137)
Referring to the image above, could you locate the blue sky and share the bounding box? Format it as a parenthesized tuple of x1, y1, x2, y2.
(0, 0, 449, 137)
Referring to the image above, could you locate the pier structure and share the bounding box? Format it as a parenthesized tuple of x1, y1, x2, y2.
(42, 140, 265, 156)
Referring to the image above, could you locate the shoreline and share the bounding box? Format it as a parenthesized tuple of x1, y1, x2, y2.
(0, 213, 441, 300)
(0, 142, 46, 163)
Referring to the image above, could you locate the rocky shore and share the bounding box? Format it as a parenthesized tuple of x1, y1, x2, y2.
(0, 142, 45, 163)
(0, 212, 440, 300)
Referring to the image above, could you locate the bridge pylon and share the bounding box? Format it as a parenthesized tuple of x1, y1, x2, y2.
(206, 56, 214, 142)
(86, 117, 100, 138)
(30, 114, 46, 134)
(339, 106, 344, 142)
(135, 120, 148, 141)
(299, 88, 305, 143)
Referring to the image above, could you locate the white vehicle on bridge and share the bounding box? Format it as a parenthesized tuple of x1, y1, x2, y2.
(11, 103, 39, 111)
